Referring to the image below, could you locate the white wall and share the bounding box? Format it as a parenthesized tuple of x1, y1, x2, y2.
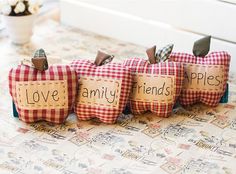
(60, 0, 236, 72)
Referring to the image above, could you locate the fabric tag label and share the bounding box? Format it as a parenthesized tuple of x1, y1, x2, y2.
(78, 76, 122, 109)
(183, 64, 224, 92)
(130, 73, 175, 103)
(16, 80, 68, 109)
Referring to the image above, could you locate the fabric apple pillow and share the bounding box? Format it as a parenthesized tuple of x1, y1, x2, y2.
(9, 49, 77, 123)
(169, 36, 231, 106)
(70, 51, 132, 124)
(123, 45, 184, 117)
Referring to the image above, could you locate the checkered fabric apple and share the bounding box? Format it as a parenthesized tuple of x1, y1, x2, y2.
(9, 49, 77, 123)
(169, 36, 231, 106)
(123, 45, 184, 117)
(70, 51, 132, 124)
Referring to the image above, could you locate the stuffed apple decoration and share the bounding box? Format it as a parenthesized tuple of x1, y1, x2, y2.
(9, 49, 77, 123)
(70, 51, 132, 124)
(123, 44, 184, 117)
(170, 36, 231, 106)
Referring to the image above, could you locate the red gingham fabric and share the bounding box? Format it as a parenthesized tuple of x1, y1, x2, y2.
(170, 51, 231, 106)
(9, 65, 77, 123)
(123, 58, 184, 117)
(70, 60, 132, 124)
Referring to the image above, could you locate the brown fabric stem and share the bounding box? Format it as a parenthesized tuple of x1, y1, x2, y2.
(94, 50, 114, 66)
(146, 45, 157, 64)
(31, 49, 48, 71)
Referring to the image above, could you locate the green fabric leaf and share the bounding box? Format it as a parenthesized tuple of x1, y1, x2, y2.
(156, 44, 174, 62)
(192, 36, 211, 57)
(34, 48, 47, 58)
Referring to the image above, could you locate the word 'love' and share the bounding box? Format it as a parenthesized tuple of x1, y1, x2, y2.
(183, 64, 224, 92)
(130, 73, 175, 103)
(16, 80, 68, 109)
(78, 77, 121, 109)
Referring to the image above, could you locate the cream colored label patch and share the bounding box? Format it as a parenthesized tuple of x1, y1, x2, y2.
(130, 73, 175, 103)
(78, 77, 122, 109)
(16, 80, 68, 109)
(183, 64, 224, 92)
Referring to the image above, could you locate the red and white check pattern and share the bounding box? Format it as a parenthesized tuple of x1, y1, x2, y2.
(170, 51, 230, 106)
(9, 65, 77, 123)
(70, 60, 132, 124)
(123, 58, 184, 117)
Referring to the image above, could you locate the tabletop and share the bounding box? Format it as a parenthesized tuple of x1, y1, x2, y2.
(0, 19, 236, 174)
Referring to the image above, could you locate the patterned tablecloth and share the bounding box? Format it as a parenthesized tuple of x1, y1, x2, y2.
(0, 20, 236, 174)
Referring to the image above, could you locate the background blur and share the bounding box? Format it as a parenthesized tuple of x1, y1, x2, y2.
(1, 0, 236, 72)
(59, 0, 236, 72)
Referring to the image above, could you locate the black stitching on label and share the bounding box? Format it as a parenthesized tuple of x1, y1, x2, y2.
(78, 77, 121, 108)
(16, 81, 68, 108)
(132, 74, 175, 104)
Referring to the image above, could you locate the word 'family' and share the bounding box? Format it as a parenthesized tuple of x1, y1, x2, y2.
(78, 77, 121, 108)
